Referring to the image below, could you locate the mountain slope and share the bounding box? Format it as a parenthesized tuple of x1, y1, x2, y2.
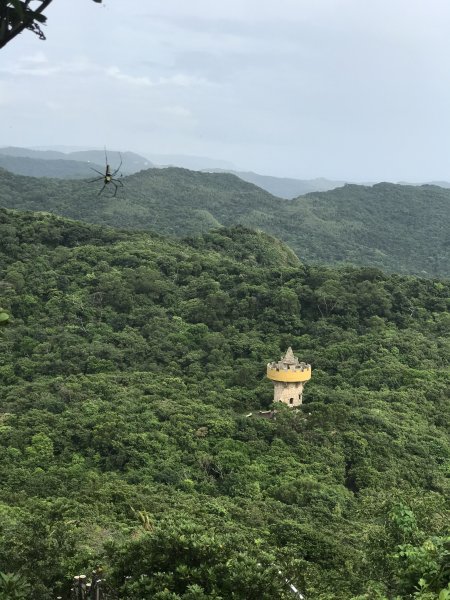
(0, 167, 449, 277)
(0, 166, 280, 235)
(292, 183, 450, 274)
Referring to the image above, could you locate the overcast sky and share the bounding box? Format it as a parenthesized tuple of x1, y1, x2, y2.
(2, 0, 450, 180)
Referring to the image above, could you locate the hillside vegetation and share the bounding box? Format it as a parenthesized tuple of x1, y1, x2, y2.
(0, 208, 449, 599)
(0, 167, 449, 278)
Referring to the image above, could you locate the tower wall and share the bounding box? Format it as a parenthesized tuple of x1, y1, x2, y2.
(273, 381, 305, 407)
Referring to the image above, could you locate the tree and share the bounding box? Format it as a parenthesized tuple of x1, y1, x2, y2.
(0, 0, 102, 50)
(0, 572, 30, 600)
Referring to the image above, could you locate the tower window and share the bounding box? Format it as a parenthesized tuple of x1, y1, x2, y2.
(289, 398, 294, 405)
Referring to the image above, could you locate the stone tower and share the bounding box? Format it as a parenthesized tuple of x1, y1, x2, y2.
(267, 347, 311, 407)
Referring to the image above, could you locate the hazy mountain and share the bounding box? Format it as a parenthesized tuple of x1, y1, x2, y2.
(68, 150, 152, 172)
(29, 146, 233, 171)
(389, 180, 450, 189)
(0, 155, 104, 179)
(203, 169, 347, 198)
(1, 167, 449, 277)
(0, 146, 68, 160)
(0, 146, 152, 174)
(0, 146, 345, 196)
(426, 181, 450, 188)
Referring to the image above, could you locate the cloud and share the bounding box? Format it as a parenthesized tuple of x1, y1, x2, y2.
(23, 51, 48, 64)
(0, 65, 59, 76)
(0, 53, 60, 76)
(0, 53, 97, 78)
(105, 66, 211, 88)
(161, 106, 193, 118)
(105, 66, 153, 87)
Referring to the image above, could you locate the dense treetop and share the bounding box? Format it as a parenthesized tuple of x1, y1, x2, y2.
(0, 207, 449, 598)
(0, 167, 449, 277)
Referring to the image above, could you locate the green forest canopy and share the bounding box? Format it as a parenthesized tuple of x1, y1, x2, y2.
(0, 208, 449, 598)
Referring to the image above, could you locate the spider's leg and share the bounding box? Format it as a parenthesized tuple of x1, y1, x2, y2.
(111, 177, 124, 187)
(111, 153, 123, 177)
(111, 181, 119, 197)
(90, 167, 105, 176)
(87, 176, 104, 183)
(98, 183, 107, 196)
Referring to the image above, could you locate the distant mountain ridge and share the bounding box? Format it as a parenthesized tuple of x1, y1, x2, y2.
(3, 145, 450, 196)
(397, 180, 450, 188)
(203, 169, 347, 198)
(0, 166, 449, 277)
(0, 146, 152, 175)
(0, 146, 348, 196)
(0, 155, 105, 179)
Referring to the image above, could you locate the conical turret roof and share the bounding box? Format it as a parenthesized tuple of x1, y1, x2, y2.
(282, 346, 297, 365)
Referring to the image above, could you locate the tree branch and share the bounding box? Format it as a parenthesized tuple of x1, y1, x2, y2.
(0, 0, 53, 50)
(0, 0, 101, 50)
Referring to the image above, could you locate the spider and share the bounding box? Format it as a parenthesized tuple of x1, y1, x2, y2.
(88, 149, 124, 197)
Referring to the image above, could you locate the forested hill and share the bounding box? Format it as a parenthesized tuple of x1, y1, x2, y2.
(0, 207, 449, 599)
(0, 154, 105, 179)
(1, 167, 449, 278)
(0, 166, 278, 233)
(295, 182, 450, 275)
